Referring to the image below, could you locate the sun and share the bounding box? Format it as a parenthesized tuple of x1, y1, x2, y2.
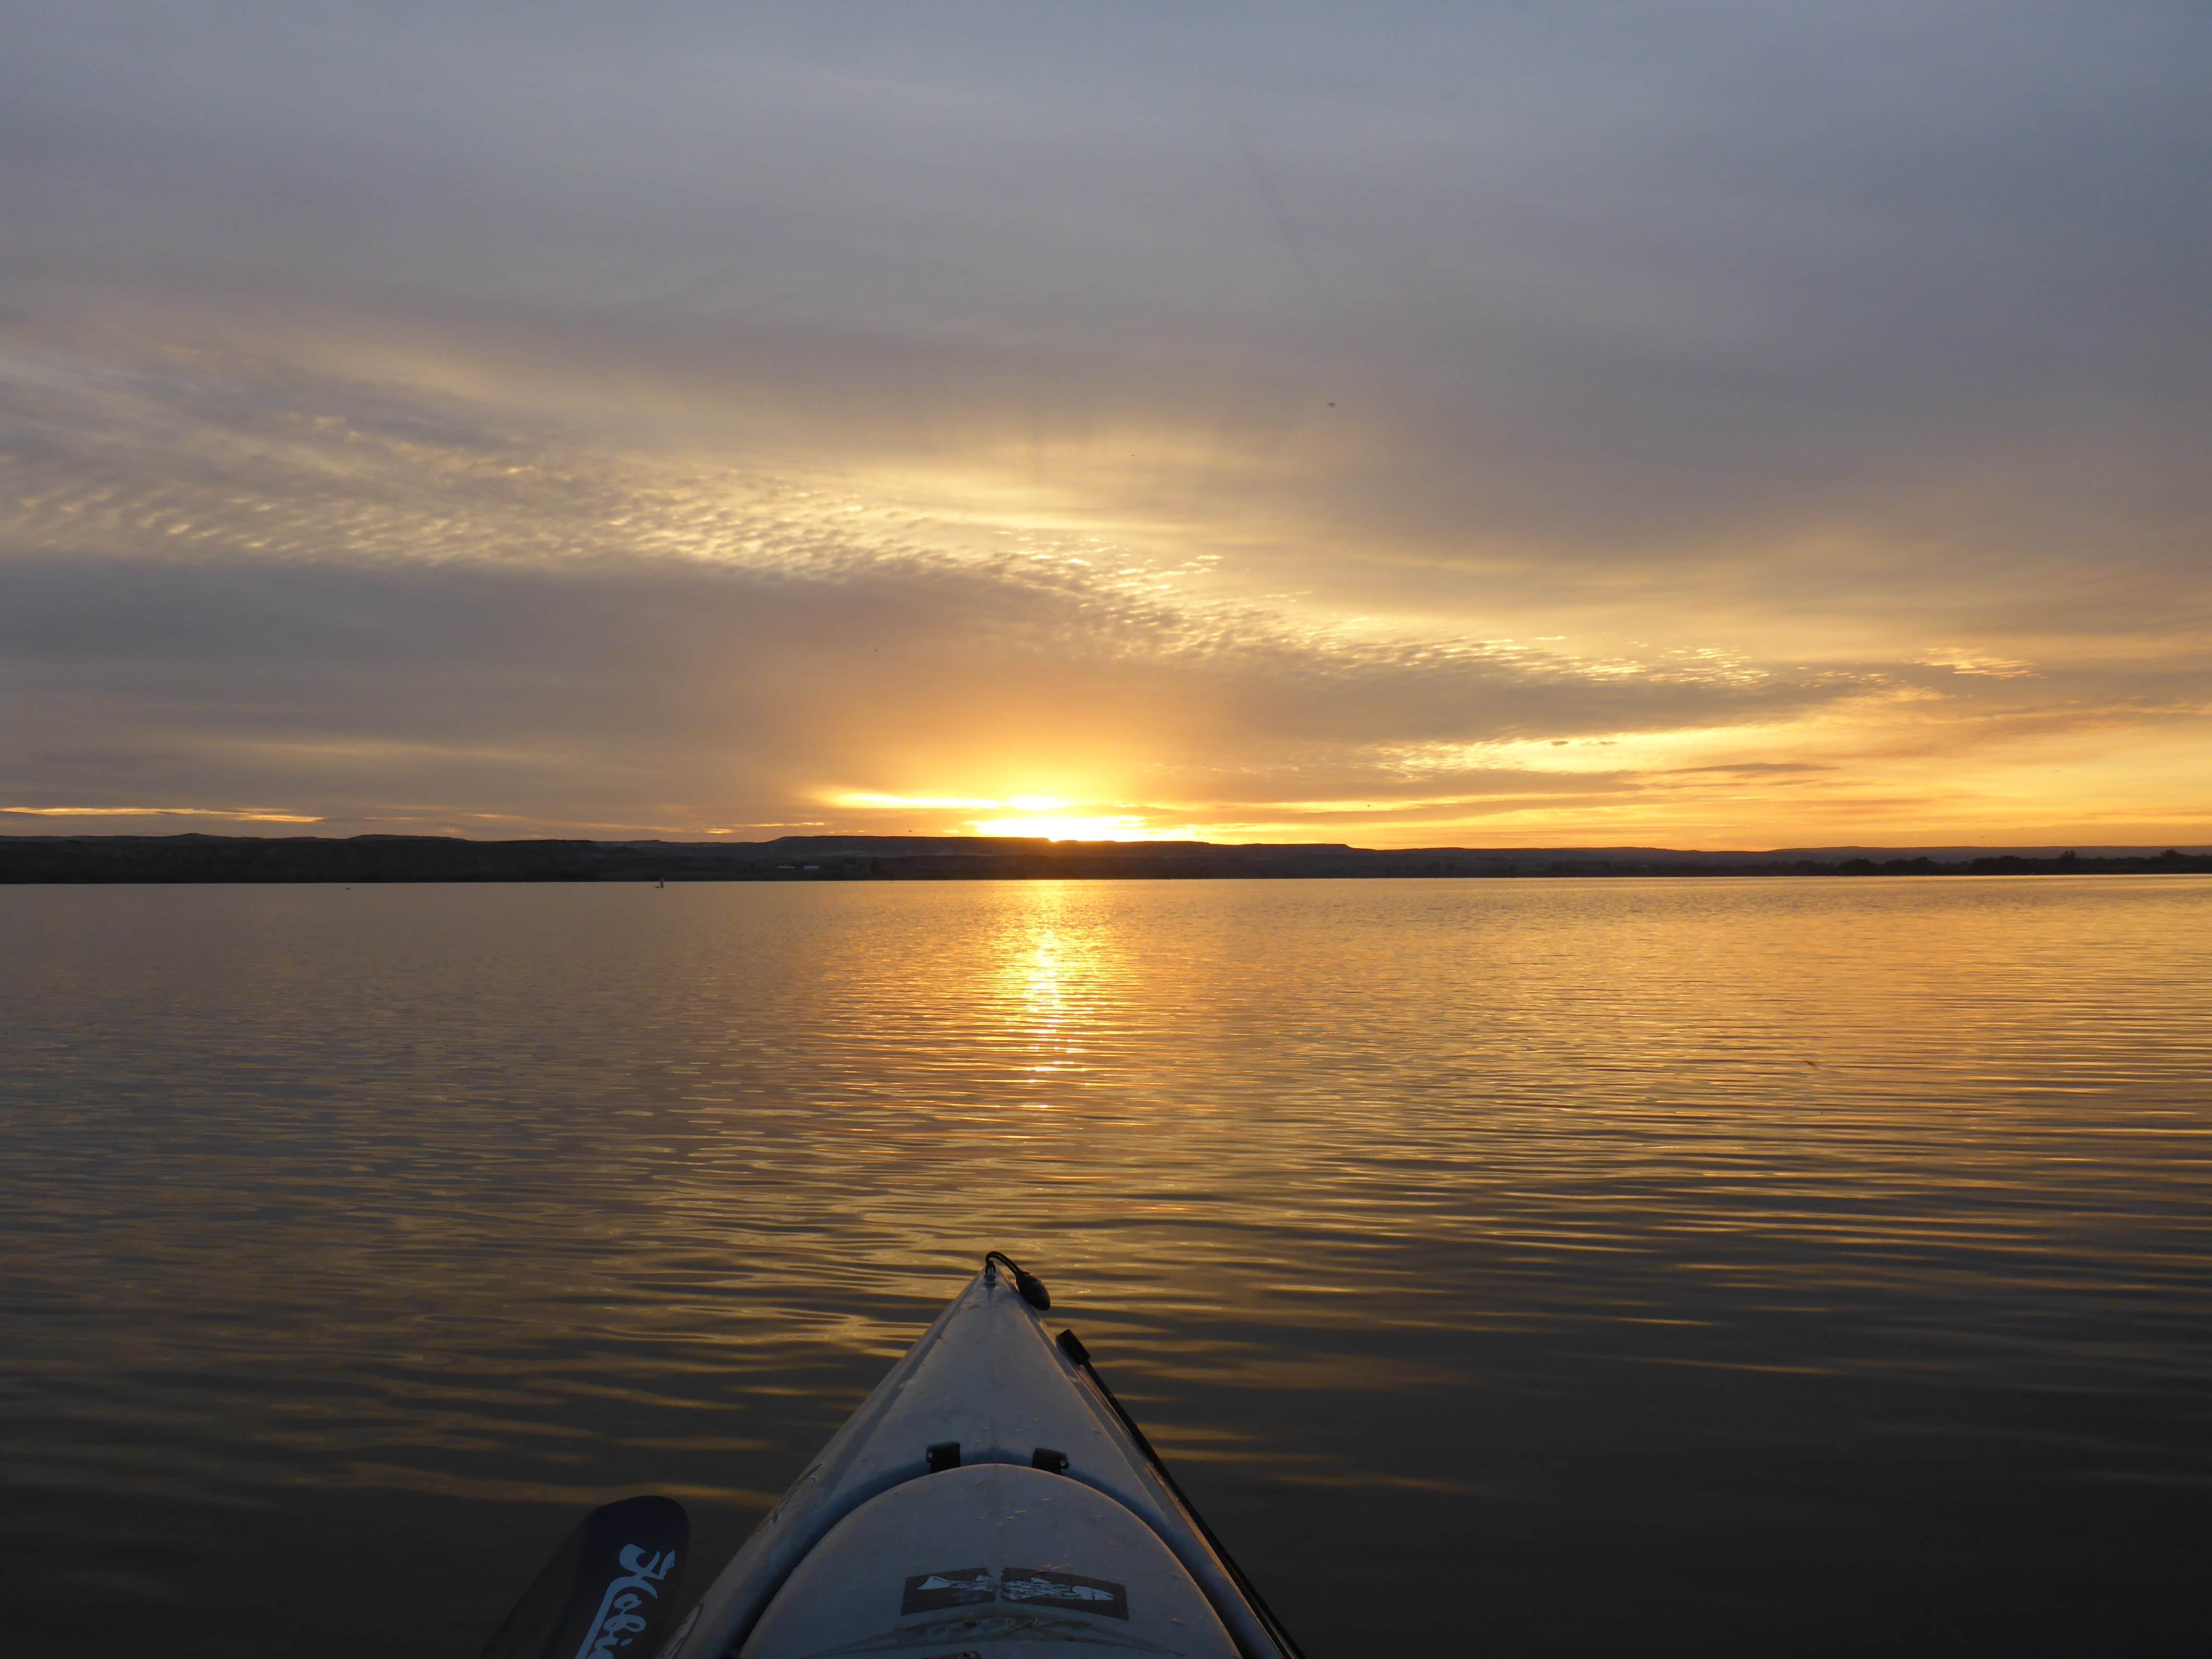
(827, 788, 1178, 842)
(971, 814, 1150, 841)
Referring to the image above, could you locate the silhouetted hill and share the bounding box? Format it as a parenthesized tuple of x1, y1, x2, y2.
(2, 833, 2208, 883)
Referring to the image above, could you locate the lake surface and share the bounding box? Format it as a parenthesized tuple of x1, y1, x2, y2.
(3, 876, 2209, 1656)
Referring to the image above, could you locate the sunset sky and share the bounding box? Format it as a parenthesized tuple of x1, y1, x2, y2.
(4, 2, 2207, 848)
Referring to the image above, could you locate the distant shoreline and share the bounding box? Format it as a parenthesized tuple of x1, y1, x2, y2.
(3, 833, 2209, 884)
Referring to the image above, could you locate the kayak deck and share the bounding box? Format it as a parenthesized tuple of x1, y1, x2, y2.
(660, 1256, 1297, 1659)
(738, 1461, 1238, 1657)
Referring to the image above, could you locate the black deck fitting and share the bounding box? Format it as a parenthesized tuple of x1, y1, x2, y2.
(984, 1250, 1052, 1311)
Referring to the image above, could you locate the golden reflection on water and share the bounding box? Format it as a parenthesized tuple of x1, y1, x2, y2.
(4, 878, 2211, 1654)
(992, 878, 1118, 1104)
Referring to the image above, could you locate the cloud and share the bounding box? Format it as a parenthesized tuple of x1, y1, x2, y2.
(0, 339, 1879, 830)
(0, 805, 319, 821)
(1, 4, 2208, 842)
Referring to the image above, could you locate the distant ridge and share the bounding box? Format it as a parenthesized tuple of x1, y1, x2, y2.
(2, 832, 2207, 884)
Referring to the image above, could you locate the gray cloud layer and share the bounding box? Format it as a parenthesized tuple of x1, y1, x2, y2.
(3, 3, 2207, 839)
(3, 336, 1883, 829)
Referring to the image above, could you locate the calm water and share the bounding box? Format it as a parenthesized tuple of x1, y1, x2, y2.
(3, 877, 2209, 1656)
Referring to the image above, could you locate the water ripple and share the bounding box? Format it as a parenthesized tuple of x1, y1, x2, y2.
(2, 876, 2208, 1654)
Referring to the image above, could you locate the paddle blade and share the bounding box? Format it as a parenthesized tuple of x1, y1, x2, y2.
(477, 1494, 689, 1659)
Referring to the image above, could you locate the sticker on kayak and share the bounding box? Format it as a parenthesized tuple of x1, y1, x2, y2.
(901, 1567, 996, 1614)
(900, 1567, 1128, 1620)
(806, 1611, 1183, 1658)
(1001, 1568, 1128, 1620)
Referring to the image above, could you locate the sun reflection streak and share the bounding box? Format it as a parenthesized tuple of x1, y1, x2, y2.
(989, 883, 1128, 1108)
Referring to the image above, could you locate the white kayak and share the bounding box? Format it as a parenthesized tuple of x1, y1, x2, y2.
(475, 1253, 1302, 1659)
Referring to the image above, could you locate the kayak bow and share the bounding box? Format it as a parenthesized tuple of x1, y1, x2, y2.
(651, 1252, 1302, 1659)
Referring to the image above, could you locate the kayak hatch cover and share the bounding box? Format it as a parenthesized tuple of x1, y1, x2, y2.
(609, 1252, 1307, 1659)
